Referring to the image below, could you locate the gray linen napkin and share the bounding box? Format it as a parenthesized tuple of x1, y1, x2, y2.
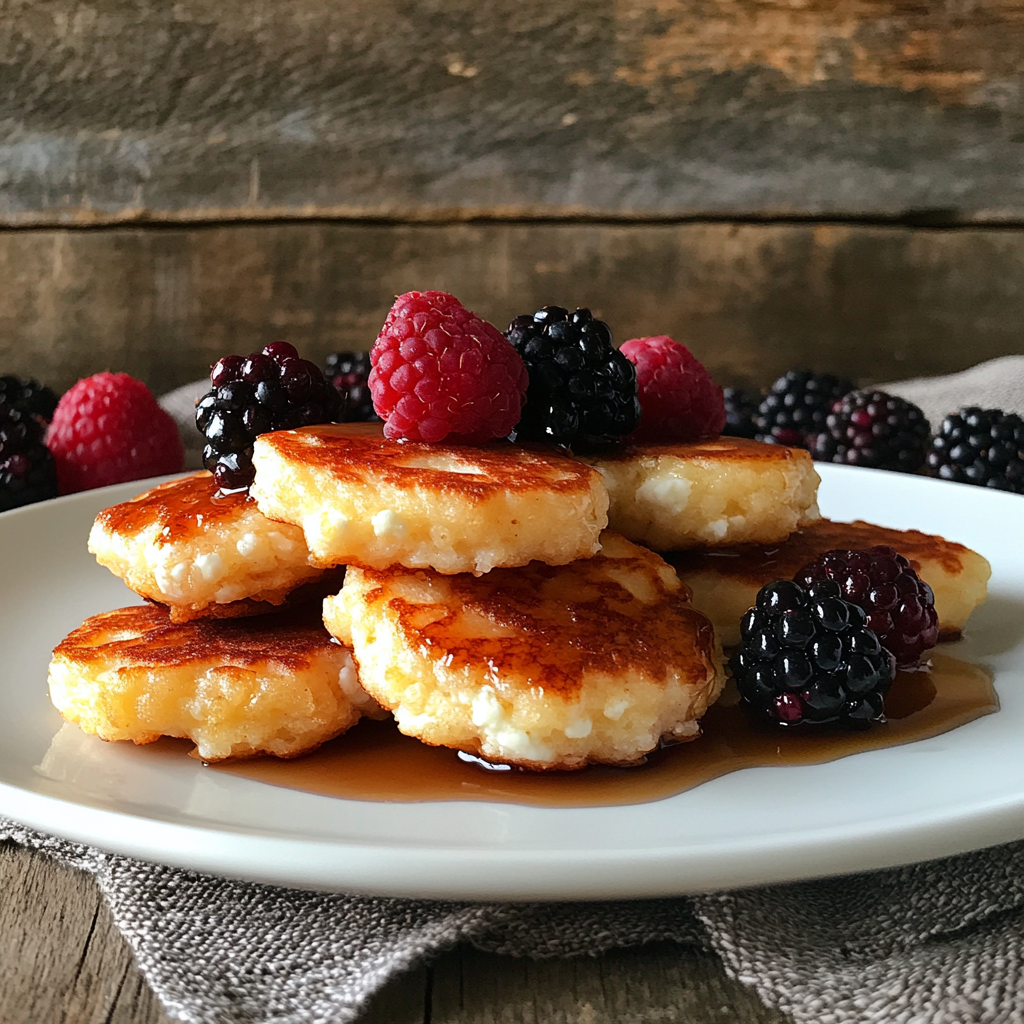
(5, 355, 1024, 1024)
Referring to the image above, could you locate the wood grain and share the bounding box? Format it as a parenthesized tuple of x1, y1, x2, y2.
(0, 843, 792, 1024)
(1, 221, 1023, 398)
(2, 0, 1024, 223)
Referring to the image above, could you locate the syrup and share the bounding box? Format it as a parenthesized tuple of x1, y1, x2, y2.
(214, 652, 996, 808)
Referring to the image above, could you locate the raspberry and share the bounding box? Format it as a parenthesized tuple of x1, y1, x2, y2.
(754, 370, 855, 447)
(324, 351, 378, 422)
(197, 342, 341, 491)
(370, 291, 528, 443)
(618, 336, 725, 443)
(793, 546, 939, 666)
(47, 373, 184, 494)
(731, 579, 895, 729)
(722, 386, 760, 439)
(927, 407, 1024, 493)
(505, 306, 639, 447)
(810, 390, 930, 473)
(0, 400, 58, 511)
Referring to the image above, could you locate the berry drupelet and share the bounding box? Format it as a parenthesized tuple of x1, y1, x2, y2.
(196, 342, 341, 492)
(505, 306, 641, 447)
(0, 399, 58, 512)
(323, 351, 378, 422)
(731, 579, 896, 729)
(809, 390, 930, 473)
(754, 370, 854, 447)
(927, 407, 1024, 494)
(722, 386, 760, 439)
(0, 375, 58, 423)
(793, 546, 938, 666)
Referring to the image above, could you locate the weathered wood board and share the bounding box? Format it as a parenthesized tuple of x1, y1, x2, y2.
(0, 221, 1022, 397)
(2, 0, 1024, 223)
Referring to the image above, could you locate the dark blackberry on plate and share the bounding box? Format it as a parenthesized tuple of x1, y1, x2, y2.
(324, 351, 378, 422)
(0, 375, 58, 423)
(0, 399, 58, 512)
(793, 546, 938, 666)
(810, 390, 929, 473)
(505, 306, 640, 447)
(730, 579, 896, 729)
(196, 342, 341, 492)
(754, 370, 854, 447)
(927, 407, 1024, 494)
(722, 386, 760, 439)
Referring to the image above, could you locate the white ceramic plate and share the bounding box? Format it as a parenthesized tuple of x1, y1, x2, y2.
(1, 467, 1022, 900)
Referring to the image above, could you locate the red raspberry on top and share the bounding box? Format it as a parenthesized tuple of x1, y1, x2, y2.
(47, 372, 184, 494)
(369, 291, 529, 443)
(619, 336, 725, 443)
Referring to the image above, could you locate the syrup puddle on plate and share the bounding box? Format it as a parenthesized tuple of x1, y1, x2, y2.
(213, 652, 997, 808)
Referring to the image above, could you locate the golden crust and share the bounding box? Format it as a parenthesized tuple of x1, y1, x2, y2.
(578, 436, 821, 550)
(667, 518, 992, 647)
(251, 423, 609, 574)
(89, 472, 327, 618)
(325, 532, 724, 770)
(48, 604, 382, 761)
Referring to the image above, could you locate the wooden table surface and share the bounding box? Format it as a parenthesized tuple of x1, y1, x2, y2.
(0, 842, 791, 1024)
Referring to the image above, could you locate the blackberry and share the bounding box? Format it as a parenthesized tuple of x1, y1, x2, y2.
(731, 579, 895, 729)
(810, 390, 929, 473)
(324, 351, 378, 423)
(722, 387, 759, 439)
(794, 546, 938, 666)
(0, 400, 58, 511)
(196, 342, 341, 492)
(927, 407, 1024, 494)
(0, 375, 58, 423)
(505, 306, 640, 447)
(754, 370, 854, 447)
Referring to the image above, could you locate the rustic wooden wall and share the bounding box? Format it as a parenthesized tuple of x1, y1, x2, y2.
(1, 0, 1023, 393)
(1, 222, 1023, 395)
(1, 0, 1024, 224)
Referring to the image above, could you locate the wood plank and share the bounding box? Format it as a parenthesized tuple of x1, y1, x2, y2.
(0, 843, 168, 1024)
(428, 942, 791, 1024)
(2, 0, 1024, 223)
(1, 222, 1023, 398)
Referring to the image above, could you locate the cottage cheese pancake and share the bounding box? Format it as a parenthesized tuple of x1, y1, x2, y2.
(324, 532, 724, 770)
(667, 519, 991, 647)
(251, 423, 609, 574)
(577, 436, 820, 550)
(89, 472, 329, 622)
(48, 604, 382, 761)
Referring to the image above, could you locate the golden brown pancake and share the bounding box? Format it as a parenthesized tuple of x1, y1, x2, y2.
(576, 436, 820, 550)
(89, 472, 329, 622)
(324, 532, 724, 770)
(250, 422, 609, 574)
(667, 518, 991, 647)
(48, 604, 383, 761)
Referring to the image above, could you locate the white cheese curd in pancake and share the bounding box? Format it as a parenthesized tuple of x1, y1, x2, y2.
(577, 436, 820, 550)
(89, 472, 329, 621)
(250, 422, 609, 575)
(324, 532, 724, 771)
(48, 604, 383, 761)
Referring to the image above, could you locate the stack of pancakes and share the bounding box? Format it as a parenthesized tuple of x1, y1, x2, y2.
(50, 424, 990, 770)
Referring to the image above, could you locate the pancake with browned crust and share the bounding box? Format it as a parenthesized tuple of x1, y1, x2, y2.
(48, 604, 383, 761)
(577, 436, 820, 550)
(251, 423, 609, 575)
(89, 472, 332, 622)
(324, 532, 723, 771)
(666, 518, 991, 647)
